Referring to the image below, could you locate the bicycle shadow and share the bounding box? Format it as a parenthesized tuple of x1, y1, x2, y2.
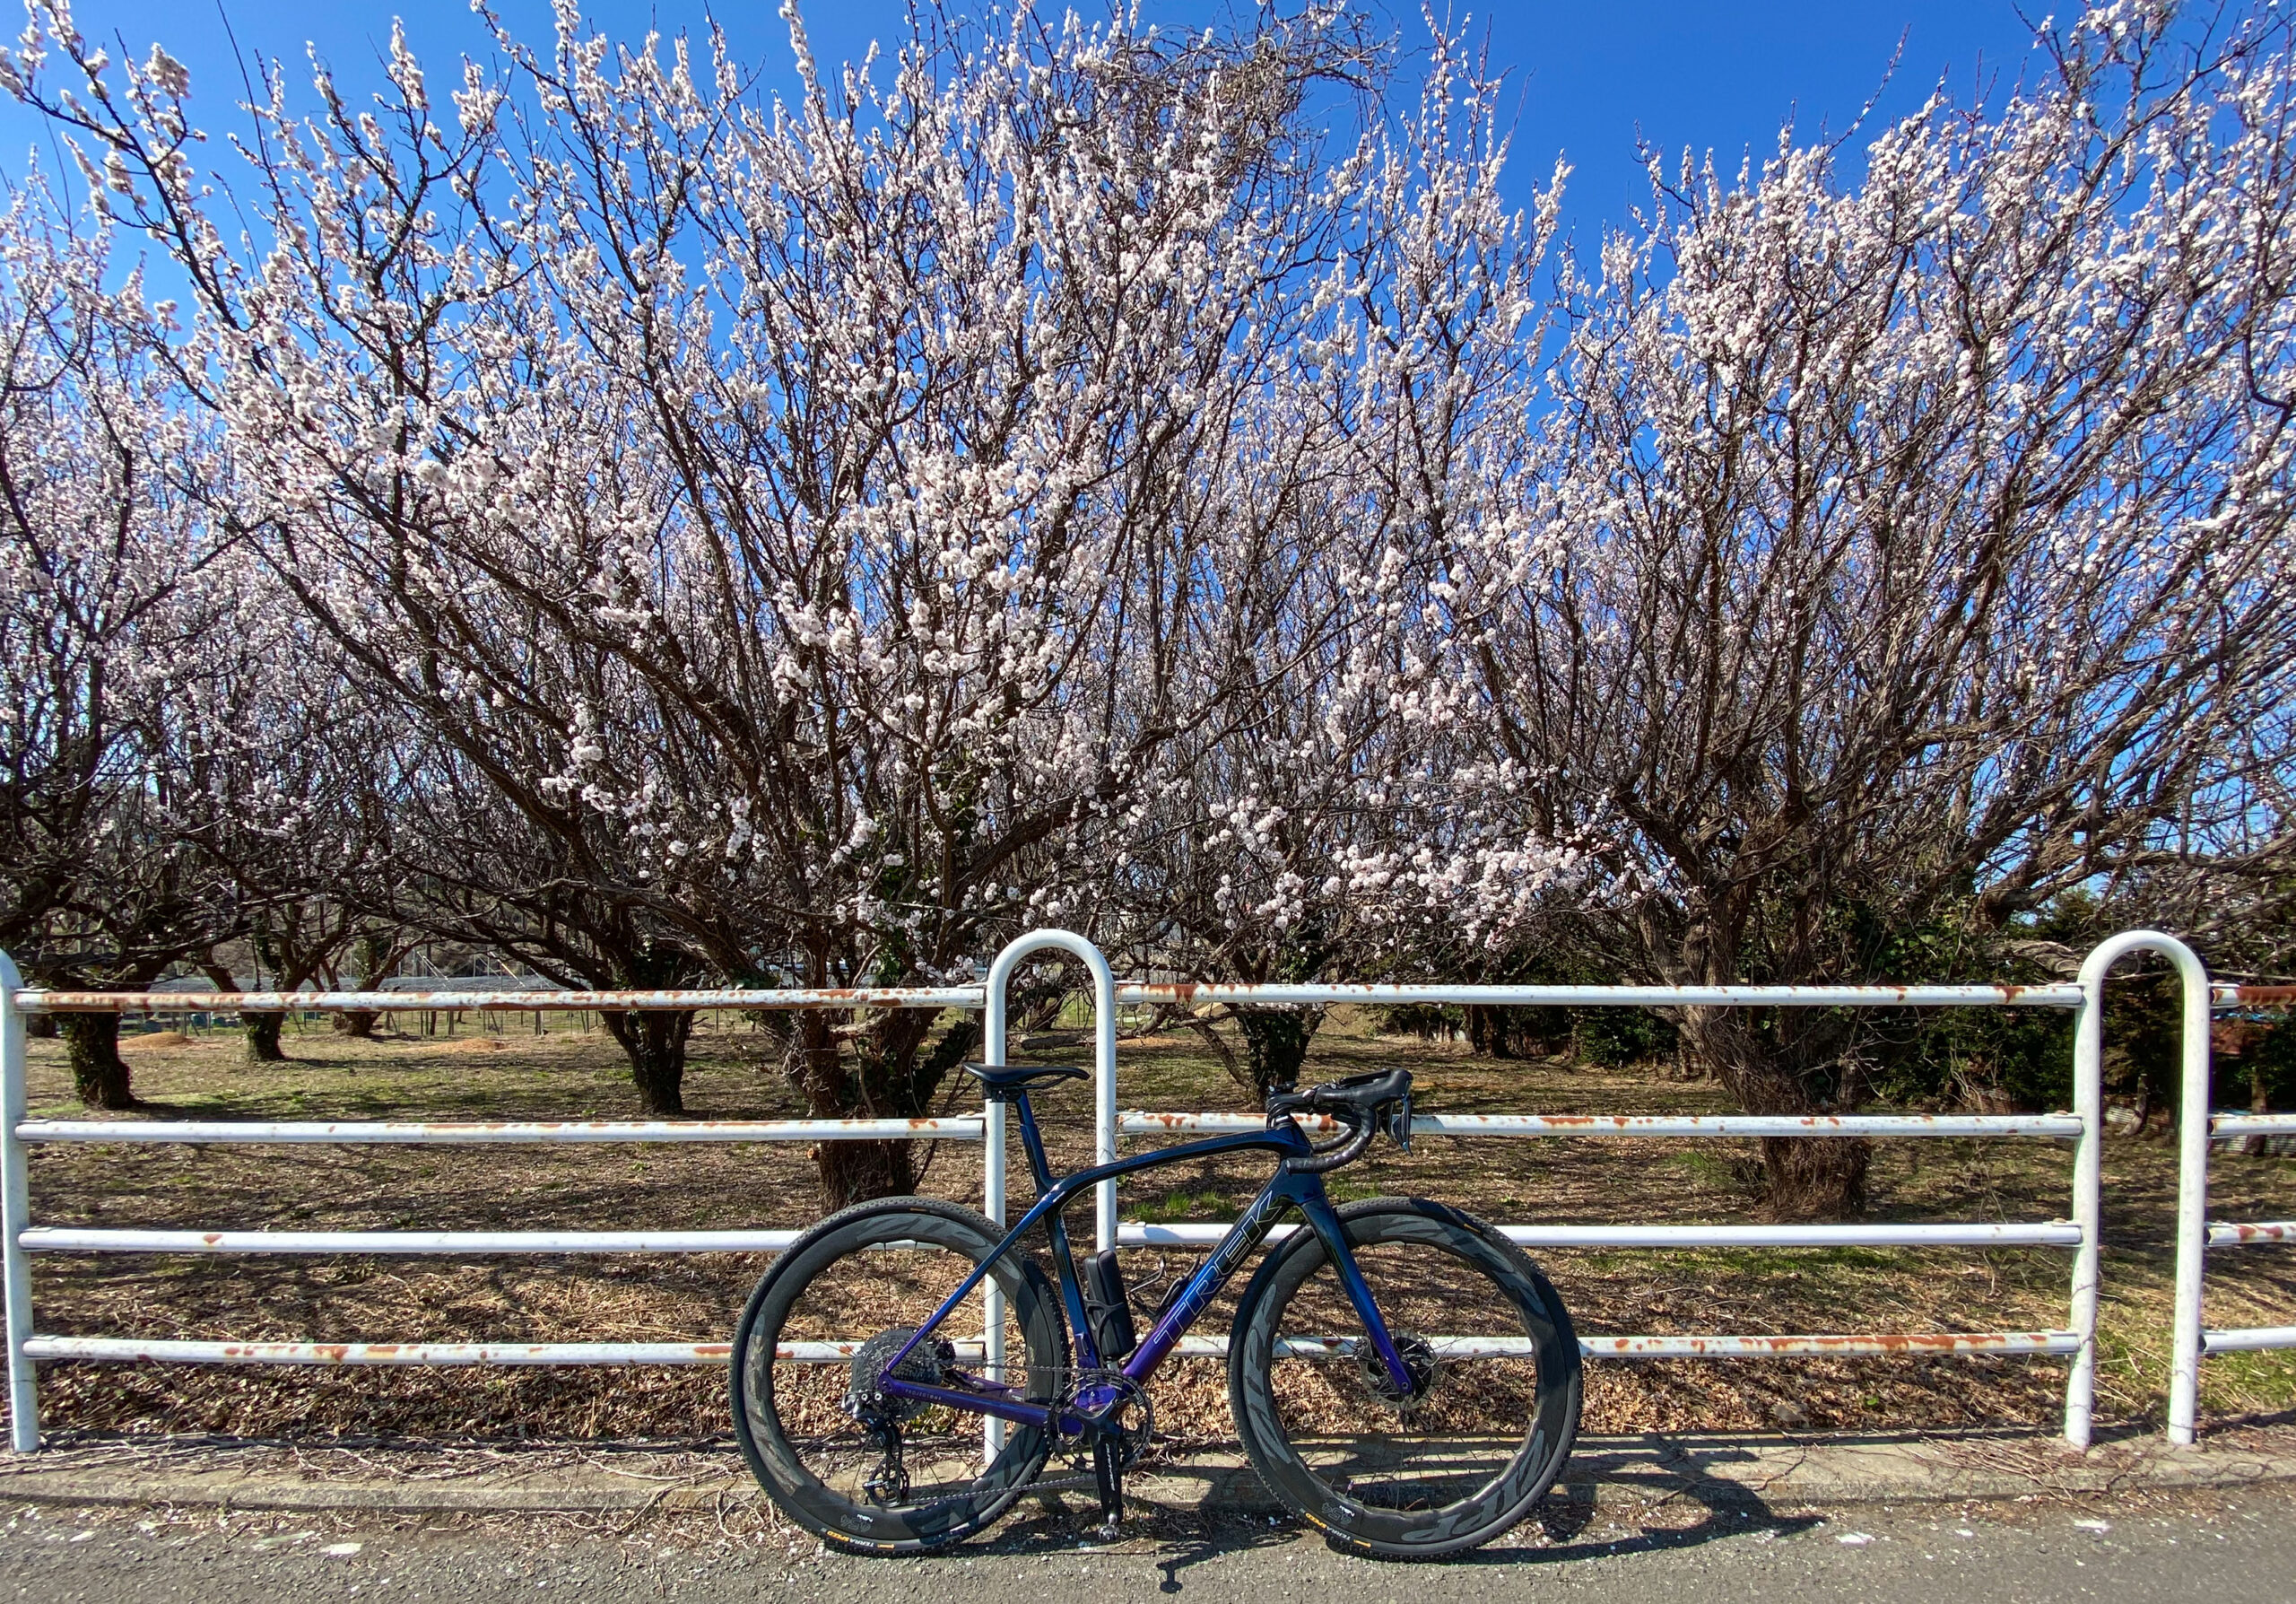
(981, 1457, 1821, 1589)
(1498, 1484, 1823, 1565)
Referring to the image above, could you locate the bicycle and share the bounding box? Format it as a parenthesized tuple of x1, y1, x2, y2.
(728, 1063, 1581, 1559)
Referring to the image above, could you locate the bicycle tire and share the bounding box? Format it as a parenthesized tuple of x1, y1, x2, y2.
(729, 1198, 1068, 1554)
(1227, 1196, 1580, 1559)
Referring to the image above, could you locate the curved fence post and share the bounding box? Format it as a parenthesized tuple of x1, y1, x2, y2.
(985, 929, 1118, 1249)
(1, 952, 37, 1451)
(978, 929, 1115, 1458)
(2075, 932, 2213, 1445)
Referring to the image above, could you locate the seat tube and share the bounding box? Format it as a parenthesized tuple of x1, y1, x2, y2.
(1013, 1095, 1057, 1195)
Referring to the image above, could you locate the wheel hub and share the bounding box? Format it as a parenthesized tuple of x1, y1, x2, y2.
(1355, 1333, 1439, 1411)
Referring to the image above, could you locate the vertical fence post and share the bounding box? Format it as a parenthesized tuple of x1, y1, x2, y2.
(2163, 946, 2217, 1447)
(1089, 949, 1118, 1254)
(978, 974, 1008, 1461)
(0, 953, 38, 1452)
(2064, 986, 2103, 1447)
(2074, 932, 2214, 1445)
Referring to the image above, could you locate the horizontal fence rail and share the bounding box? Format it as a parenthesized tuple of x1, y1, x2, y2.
(11, 986, 980, 1013)
(1116, 1221, 2084, 1249)
(17, 1228, 808, 1254)
(0, 927, 2239, 1461)
(15, 1117, 985, 1145)
(1118, 1111, 2087, 1138)
(1111, 981, 2088, 1007)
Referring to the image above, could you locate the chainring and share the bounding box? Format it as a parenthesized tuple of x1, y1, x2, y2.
(1056, 1367, 1155, 1466)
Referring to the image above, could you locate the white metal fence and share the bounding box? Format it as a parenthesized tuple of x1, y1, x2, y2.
(0, 954, 1001, 1455)
(0, 928, 2260, 1458)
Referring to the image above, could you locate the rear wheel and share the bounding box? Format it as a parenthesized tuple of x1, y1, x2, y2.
(729, 1199, 1067, 1554)
(1228, 1198, 1580, 1558)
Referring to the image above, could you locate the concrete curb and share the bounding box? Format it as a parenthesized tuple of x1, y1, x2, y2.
(5, 1428, 2294, 1516)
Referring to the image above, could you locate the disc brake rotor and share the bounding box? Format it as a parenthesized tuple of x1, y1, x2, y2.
(1355, 1332, 1439, 1412)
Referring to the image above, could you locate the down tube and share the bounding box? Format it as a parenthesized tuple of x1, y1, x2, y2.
(1122, 1178, 1296, 1381)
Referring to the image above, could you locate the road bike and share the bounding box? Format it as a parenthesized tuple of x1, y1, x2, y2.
(728, 1063, 1581, 1559)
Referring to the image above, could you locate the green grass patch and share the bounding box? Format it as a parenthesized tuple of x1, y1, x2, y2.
(1133, 1186, 1226, 1223)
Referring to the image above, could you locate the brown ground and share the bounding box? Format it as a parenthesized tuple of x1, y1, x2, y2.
(4, 1007, 2293, 1450)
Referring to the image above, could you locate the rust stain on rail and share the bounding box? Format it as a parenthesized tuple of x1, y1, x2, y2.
(2229, 985, 2296, 1004)
(1122, 1110, 1338, 1130)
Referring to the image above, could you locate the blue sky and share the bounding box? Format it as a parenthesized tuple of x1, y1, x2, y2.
(1, 1, 2055, 242)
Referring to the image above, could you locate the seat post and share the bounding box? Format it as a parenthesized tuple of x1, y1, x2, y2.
(1011, 1094, 1058, 1195)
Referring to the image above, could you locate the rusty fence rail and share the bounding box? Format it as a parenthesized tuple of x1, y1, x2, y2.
(0, 928, 2236, 1457)
(0, 952, 999, 1454)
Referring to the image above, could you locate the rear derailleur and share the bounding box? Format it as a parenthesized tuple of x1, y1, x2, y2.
(860, 1423, 909, 1507)
(842, 1326, 951, 1508)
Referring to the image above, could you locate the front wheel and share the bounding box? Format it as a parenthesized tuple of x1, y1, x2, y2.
(1228, 1197, 1581, 1559)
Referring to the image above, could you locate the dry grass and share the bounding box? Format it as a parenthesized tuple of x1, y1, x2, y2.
(4, 1007, 2293, 1450)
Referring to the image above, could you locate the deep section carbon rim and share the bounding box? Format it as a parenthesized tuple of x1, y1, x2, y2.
(729, 1200, 1065, 1553)
(1229, 1199, 1581, 1557)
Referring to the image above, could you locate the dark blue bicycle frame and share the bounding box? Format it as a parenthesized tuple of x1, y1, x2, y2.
(874, 1089, 1413, 1434)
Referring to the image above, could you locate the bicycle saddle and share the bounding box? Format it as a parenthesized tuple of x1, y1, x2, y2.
(961, 1062, 1090, 1100)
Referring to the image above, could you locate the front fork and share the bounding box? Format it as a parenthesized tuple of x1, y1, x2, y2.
(1291, 1188, 1418, 1396)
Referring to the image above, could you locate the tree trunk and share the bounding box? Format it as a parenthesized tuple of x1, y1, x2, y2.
(1680, 1007, 1869, 1218)
(1232, 1006, 1324, 1107)
(1185, 1015, 1248, 1096)
(243, 1011, 287, 1062)
(333, 1010, 378, 1038)
(1465, 1005, 1517, 1059)
(815, 1138, 920, 1208)
(814, 1009, 942, 1209)
(65, 1013, 134, 1109)
(602, 1008, 694, 1114)
(2244, 1056, 2273, 1158)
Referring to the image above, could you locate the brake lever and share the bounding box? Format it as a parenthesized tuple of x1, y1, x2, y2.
(1384, 1089, 1413, 1154)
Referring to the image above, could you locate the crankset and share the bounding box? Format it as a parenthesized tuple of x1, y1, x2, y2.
(1053, 1368, 1154, 1535)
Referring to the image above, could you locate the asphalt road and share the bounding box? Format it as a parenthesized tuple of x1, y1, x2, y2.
(7, 1479, 2295, 1603)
